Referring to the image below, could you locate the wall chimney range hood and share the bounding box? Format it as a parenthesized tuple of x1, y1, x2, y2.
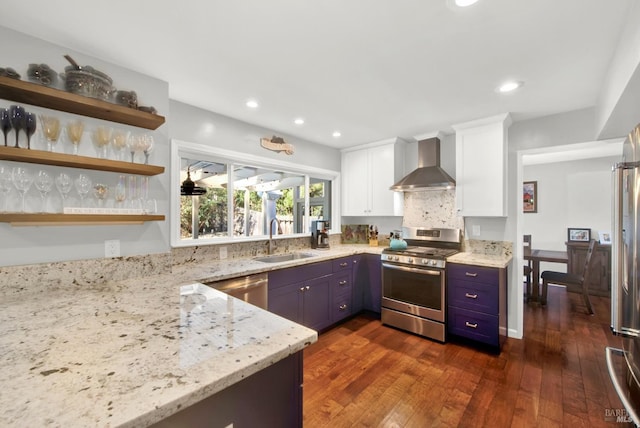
(390, 136, 455, 191)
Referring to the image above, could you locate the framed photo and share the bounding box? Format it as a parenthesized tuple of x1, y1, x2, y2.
(599, 231, 612, 245)
(523, 181, 537, 213)
(568, 228, 591, 243)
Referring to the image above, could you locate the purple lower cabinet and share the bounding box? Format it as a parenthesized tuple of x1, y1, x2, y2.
(363, 255, 382, 313)
(302, 275, 332, 331)
(150, 352, 303, 428)
(446, 262, 508, 352)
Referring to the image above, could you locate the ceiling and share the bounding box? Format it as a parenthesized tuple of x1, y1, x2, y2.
(0, 0, 634, 149)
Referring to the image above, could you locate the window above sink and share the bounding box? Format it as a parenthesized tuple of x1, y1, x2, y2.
(170, 139, 340, 247)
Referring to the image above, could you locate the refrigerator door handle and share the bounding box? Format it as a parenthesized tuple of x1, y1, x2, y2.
(611, 164, 624, 334)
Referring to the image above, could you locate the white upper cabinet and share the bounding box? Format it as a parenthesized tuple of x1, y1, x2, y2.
(452, 114, 512, 217)
(341, 138, 405, 216)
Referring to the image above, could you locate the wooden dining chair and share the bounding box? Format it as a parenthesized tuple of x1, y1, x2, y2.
(540, 239, 596, 314)
(523, 235, 533, 298)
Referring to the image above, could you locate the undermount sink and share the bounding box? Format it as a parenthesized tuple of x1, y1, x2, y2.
(254, 252, 316, 263)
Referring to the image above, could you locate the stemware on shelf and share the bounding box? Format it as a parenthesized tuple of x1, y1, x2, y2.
(0, 166, 13, 212)
(127, 175, 139, 209)
(25, 112, 37, 150)
(12, 167, 33, 212)
(1, 108, 10, 147)
(115, 175, 126, 207)
(9, 105, 25, 148)
(66, 119, 84, 155)
(93, 183, 109, 208)
(92, 126, 112, 159)
(139, 134, 154, 164)
(74, 174, 92, 207)
(126, 134, 141, 163)
(34, 170, 53, 212)
(55, 173, 72, 211)
(40, 115, 62, 152)
(111, 129, 129, 162)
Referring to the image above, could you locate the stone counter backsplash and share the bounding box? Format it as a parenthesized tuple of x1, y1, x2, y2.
(463, 239, 513, 258)
(0, 234, 343, 297)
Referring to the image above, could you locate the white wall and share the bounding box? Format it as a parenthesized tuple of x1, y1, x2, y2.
(169, 100, 341, 171)
(522, 156, 617, 272)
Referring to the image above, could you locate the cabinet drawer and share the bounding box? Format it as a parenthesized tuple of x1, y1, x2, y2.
(332, 273, 352, 298)
(448, 307, 498, 347)
(447, 263, 498, 284)
(268, 261, 332, 289)
(333, 257, 356, 272)
(332, 295, 352, 322)
(448, 280, 498, 313)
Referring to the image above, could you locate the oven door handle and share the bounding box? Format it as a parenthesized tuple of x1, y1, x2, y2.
(381, 262, 441, 276)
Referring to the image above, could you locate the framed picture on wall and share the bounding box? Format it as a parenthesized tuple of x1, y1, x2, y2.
(568, 228, 591, 242)
(523, 181, 537, 213)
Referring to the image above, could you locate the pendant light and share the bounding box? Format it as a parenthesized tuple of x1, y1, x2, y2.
(180, 167, 206, 196)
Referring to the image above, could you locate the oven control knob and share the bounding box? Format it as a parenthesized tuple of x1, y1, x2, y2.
(407, 257, 413, 263)
(430, 260, 438, 266)
(394, 256, 400, 261)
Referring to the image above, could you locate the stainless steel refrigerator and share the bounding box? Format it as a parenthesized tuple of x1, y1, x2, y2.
(608, 124, 640, 426)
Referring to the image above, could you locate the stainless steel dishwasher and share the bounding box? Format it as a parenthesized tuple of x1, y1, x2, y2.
(205, 272, 268, 310)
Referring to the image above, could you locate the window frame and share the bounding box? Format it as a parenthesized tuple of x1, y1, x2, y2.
(170, 139, 341, 248)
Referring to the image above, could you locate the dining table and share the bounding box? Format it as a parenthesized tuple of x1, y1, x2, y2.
(524, 247, 569, 302)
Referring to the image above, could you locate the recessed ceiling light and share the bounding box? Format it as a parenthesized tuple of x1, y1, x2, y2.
(294, 118, 305, 125)
(455, 0, 479, 7)
(332, 131, 341, 138)
(246, 99, 259, 109)
(497, 81, 524, 93)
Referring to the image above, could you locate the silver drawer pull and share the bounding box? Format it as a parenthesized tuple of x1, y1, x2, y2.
(339, 280, 348, 285)
(465, 322, 478, 329)
(465, 293, 478, 299)
(340, 262, 348, 267)
(305, 285, 310, 290)
(339, 304, 348, 310)
(465, 272, 478, 277)
(299, 287, 305, 292)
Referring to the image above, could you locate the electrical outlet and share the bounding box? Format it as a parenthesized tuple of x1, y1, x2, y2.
(105, 240, 121, 258)
(472, 225, 481, 237)
(219, 246, 228, 260)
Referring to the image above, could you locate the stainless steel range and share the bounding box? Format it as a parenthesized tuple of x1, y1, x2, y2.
(381, 227, 461, 342)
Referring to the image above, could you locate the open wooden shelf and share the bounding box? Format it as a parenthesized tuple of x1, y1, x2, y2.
(0, 146, 164, 176)
(0, 213, 165, 226)
(0, 76, 165, 130)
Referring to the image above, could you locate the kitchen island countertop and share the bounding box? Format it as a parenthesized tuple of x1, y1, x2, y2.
(0, 244, 384, 427)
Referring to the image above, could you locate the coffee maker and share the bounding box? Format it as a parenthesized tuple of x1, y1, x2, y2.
(311, 220, 330, 249)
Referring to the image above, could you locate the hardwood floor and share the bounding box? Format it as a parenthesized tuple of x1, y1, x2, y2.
(303, 286, 628, 427)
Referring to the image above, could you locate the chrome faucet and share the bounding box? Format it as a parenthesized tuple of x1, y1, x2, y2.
(267, 217, 281, 254)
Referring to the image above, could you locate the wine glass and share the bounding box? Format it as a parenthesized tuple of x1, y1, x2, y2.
(92, 126, 111, 159)
(93, 183, 109, 208)
(114, 175, 126, 207)
(25, 112, 37, 149)
(139, 134, 154, 164)
(55, 173, 72, 211)
(9, 105, 25, 148)
(126, 134, 141, 163)
(127, 175, 140, 209)
(12, 167, 33, 212)
(74, 174, 92, 207)
(1, 108, 10, 147)
(40, 115, 61, 152)
(111, 129, 129, 161)
(0, 166, 13, 211)
(34, 170, 53, 212)
(66, 120, 84, 155)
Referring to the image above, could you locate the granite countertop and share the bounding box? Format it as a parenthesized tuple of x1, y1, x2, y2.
(0, 244, 383, 427)
(447, 252, 513, 269)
